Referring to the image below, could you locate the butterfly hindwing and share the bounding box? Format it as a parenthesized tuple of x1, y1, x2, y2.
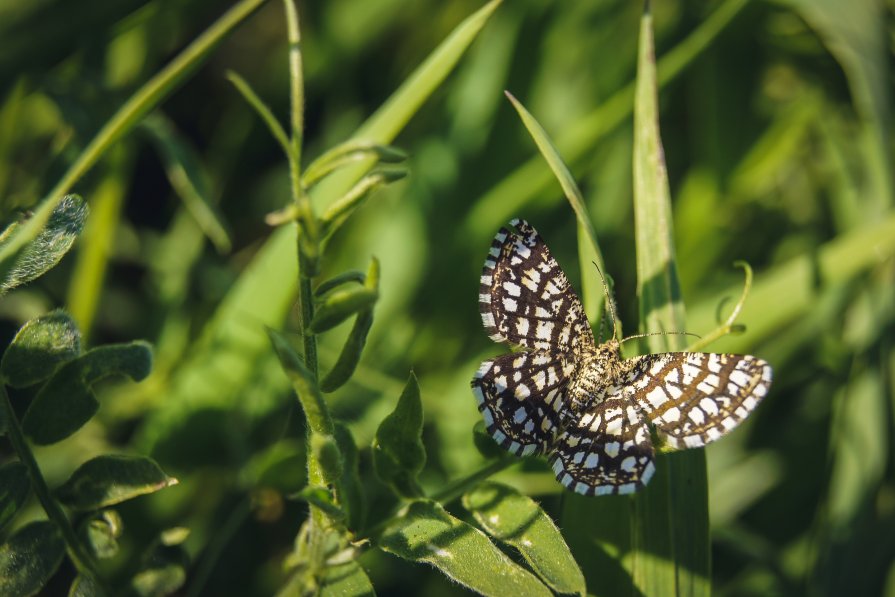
(549, 393, 656, 496)
(471, 350, 574, 456)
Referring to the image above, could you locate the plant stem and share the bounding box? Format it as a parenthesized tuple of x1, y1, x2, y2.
(1, 386, 108, 593)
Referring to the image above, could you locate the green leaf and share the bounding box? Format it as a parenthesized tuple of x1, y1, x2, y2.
(291, 486, 345, 521)
(310, 432, 344, 486)
(377, 500, 551, 597)
(310, 287, 378, 334)
(463, 482, 586, 596)
(22, 342, 153, 445)
(226, 70, 292, 165)
(0, 520, 65, 597)
(320, 257, 379, 393)
(504, 92, 606, 326)
(1, 310, 81, 388)
(131, 546, 187, 597)
(69, 574, 103, 597)
(630, 5, 708, 596)
(372, 373, 425, 498)
(311, 0, 502, 209)
(319, 560, 375, 597)
(55, 455, 177, 511)
(333, 423, 366, 531)
(140, 115, 231, 253)
(80, 510, 123, 559)
(319, 168, 407, 241)
(0, 462, 31, 532)
(304, 139, 407, 189)
(471, 421, 505, 460)
(463, 0, 750, 243)
(0, 195, 88, 295)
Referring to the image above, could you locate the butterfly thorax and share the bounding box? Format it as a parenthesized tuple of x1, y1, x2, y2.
(565, 339, 631, 413)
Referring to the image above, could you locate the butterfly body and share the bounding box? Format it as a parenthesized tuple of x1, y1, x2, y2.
(472, 219, 772, 496)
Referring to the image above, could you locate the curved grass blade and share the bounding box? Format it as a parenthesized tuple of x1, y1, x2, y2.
(630, 4, 708, 596)
(504, 92, 606, 327)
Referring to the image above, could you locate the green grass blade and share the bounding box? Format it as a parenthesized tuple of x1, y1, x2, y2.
(630, 5, 709, 597)
(504, 91, 605, 325)
(310, 0, 502, 208)
(463, 0, 749, 243)
(0, 0, 269, 269)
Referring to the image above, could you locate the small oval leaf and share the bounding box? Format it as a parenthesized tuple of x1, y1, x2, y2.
(378, 500, 552, 597)
(464, 482, 586, 595)
(310, 287, 378, 334)
(0, 520, 65, 597)
(0, 195, 88, 294)
(22, 342, 153, 445)
(55, 455, 177, 512)
(1, 310, 81, 388)
(372, 373, 425, 498)
(0, 462, 31, 532)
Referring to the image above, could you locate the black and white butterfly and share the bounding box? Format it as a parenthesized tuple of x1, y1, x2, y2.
(471, 219, 772, 496)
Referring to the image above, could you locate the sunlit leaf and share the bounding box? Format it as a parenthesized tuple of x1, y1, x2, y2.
(1, 310, 81, 388)
(464, 482, 585, 595)
(372, 373, 425, 498)
(378, 500, 551, 597)
(0, 195, 88, 294)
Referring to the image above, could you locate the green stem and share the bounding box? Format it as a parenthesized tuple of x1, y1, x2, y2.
(283, 0, 305, 170)
(1, 387, 108, 592)
(0, 0, 270, 268)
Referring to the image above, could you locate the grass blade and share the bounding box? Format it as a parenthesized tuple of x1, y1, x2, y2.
(630, 4, 709, 597)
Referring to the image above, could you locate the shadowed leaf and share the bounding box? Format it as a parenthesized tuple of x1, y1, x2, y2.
(1, 310, 81, 388)
(0, 520, 65, 597)
(56, 455, 177, 511)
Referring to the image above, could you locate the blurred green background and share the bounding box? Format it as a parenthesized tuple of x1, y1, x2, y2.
(1, 0, 893, 595)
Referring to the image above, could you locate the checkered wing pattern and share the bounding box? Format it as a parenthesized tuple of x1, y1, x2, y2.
(478, 219, 594, 352)
(472, 218, 773, 497)
(550, 394, 656, 496)
(471, 351, 573, 456)
(627, 352, 772, 449)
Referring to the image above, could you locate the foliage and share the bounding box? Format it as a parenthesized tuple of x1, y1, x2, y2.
(1, 0, 893, 595)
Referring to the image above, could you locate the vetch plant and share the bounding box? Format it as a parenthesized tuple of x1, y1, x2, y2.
(0, 198, 177, 596)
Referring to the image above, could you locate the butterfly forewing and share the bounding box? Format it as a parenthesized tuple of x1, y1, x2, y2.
(478, 219, 594, 352)
(628, 352, 772, 449)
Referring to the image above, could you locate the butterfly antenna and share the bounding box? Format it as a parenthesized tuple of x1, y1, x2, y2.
(591, 261, 619, 342)
(619, 330, 701, 346)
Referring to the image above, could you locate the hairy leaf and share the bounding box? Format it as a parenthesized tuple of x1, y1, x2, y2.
(1, 310, 81, 388)
(378, 500, 551, 597)
(55, 455, 177, 511)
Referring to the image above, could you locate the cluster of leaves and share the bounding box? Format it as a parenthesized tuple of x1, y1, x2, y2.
(0, 197, 178, 595)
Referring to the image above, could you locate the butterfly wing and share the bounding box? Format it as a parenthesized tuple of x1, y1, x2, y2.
(627, 352, 772, 449)
(478, 219, 594, 352)
(471, 350, 574, 456)
(548, 393, 655, 496)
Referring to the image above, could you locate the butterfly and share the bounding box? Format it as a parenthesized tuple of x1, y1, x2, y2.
(471, 219, 772, 495)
